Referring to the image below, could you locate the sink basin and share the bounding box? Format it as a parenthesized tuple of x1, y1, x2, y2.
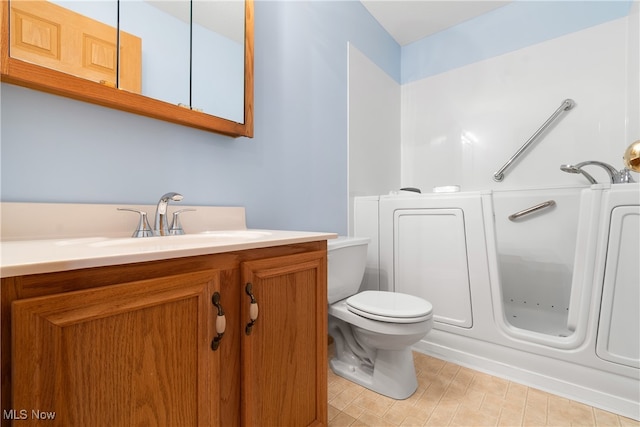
(196, 230, 272, 239)
(88, 230, 273, 248)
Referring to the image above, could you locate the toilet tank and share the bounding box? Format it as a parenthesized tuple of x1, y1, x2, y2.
(327, 237, 370, 304)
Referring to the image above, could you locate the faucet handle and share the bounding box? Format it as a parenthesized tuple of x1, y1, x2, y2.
(169, 209, 196, 235)
(618, 168, 636, 184)
(117, 208, 154, 238)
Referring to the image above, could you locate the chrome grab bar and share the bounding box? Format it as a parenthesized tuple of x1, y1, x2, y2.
(508, 200, 556, 221)
(494, 99, 575, 182)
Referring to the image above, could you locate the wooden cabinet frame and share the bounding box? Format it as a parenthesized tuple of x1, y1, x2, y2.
(0, 0, 254, 137)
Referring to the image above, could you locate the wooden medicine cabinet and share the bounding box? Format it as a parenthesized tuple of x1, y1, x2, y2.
(1, 0, 254, 137)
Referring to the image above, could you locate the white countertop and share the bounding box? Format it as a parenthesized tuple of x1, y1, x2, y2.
(0, 229, 336, 278)
(0, 202, 336, 278)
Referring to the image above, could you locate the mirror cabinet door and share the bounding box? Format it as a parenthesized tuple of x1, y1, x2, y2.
(2, 0, 253, 137)
(120, 0, 191, 107)
(192, 0, 245, 123)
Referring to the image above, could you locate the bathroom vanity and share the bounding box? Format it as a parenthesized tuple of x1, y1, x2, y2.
(0, 204, 333, 426)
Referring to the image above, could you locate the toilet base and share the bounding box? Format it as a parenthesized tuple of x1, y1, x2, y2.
(330, 347, 418, 400)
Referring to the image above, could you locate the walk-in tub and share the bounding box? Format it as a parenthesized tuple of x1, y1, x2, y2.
(353, 184, 639, 419)
(485, 185, 602, 349)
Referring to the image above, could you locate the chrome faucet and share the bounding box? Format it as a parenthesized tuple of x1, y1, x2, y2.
(560, 161, 635, 184)
(154, 192, 183, 236)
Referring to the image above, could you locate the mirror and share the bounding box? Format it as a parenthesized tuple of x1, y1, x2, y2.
(192, 1, 246, 122)
(120, 0, 191, 105)
(1, 0, 253, 137)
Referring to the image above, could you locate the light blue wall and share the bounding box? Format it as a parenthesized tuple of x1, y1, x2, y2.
(402, 0, 633, 83)
(0, 1, 399, 234)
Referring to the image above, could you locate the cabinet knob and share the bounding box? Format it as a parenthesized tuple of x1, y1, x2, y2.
(211, 292, 226, 351)
(245, 283, 259, 335)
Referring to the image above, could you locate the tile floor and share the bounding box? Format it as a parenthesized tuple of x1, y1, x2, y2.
(327, 348, 640, 427)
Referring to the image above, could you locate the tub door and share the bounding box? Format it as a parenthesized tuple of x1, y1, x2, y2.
(391, 208, 473, 328)
(596, 205, 640, 369)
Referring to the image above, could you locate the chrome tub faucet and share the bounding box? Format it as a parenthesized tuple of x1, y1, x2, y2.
(560, 161, 635, 184)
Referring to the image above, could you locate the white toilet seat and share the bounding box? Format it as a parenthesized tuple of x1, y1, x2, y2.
(346, 291, 433, 323)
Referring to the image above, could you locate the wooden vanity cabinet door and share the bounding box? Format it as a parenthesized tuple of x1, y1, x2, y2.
(240, 251, 328, 427)
(11, 271, 218, 426)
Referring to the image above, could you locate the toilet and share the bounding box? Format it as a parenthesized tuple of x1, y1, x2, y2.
(327, 236, 433, 400)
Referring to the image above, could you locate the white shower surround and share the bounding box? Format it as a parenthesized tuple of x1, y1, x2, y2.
(401, 15, 639, 192)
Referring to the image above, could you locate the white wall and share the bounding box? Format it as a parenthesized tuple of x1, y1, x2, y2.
(348, 44, 401, 234)
(401, 13, 639, 191)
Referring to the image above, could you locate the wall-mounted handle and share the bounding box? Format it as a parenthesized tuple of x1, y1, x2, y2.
(494, 99, 575, 182)
(245, 283, 259, 335)
(508, 200, 556, 221)
(211, 292, 226, 351)
(117, 208, 154, 238)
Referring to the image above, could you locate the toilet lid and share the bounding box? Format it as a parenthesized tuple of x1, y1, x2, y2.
(346, 291, 433, 323)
